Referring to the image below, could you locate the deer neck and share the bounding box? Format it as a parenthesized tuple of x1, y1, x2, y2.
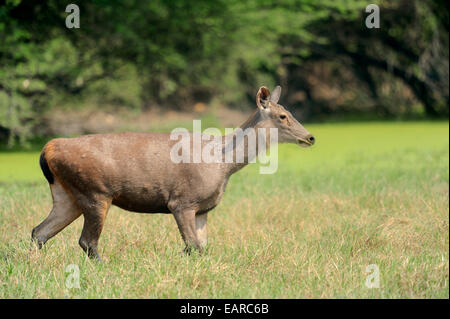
(221, 109, 267, 176)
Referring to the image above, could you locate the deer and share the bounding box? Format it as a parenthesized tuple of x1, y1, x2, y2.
(31, 85, 315, 261)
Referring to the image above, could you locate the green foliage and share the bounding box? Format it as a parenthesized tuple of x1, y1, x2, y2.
(0, 0, 448, 145)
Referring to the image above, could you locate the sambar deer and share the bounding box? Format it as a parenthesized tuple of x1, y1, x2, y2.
(31, 86, 315, 260)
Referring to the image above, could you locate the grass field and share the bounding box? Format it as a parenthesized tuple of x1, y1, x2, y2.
(0, 121, 448, 298)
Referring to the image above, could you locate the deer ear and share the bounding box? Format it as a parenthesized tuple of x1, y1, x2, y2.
(256, 86, 271, 109)
(270, 85, 281, 104)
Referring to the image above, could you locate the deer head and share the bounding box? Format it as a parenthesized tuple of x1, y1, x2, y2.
(255, 85, 315, 147)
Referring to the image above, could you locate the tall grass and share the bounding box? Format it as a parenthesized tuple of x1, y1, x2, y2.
(0, 122, 448, 298)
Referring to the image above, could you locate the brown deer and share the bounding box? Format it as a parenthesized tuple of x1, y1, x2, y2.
(31, 86, 315, 260)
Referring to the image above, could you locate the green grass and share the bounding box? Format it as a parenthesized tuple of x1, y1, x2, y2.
(0, 122, 448, 298)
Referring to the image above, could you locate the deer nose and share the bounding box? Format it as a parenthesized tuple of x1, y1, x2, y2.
(307, 135, 315, 145)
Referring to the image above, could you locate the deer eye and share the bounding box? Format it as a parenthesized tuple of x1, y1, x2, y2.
(280, 114, 287, 120)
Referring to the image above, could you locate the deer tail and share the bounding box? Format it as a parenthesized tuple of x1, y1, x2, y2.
(40, 150, 54, 184)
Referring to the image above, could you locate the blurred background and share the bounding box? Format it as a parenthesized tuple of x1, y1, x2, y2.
(0, 1, 448, 298)
(0, 0, 448, 146)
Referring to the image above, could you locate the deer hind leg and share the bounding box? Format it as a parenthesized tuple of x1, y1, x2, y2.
(195, 213, 208, 249)
(78, 197, 110, 261)
(171, 208, 204, 254)
(32, 180, 81, 249)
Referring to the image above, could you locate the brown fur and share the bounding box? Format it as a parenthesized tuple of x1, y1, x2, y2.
(31, 86, 315, 260)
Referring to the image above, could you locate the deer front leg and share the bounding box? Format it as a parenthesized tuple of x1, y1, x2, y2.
(195, 213, 208, 249)
(172, 209, 203, 254)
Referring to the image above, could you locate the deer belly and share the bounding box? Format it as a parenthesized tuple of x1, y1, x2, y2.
(112, 187, 171, 214)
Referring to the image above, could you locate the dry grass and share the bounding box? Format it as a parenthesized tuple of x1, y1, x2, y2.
(0, 122, 448, 298)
